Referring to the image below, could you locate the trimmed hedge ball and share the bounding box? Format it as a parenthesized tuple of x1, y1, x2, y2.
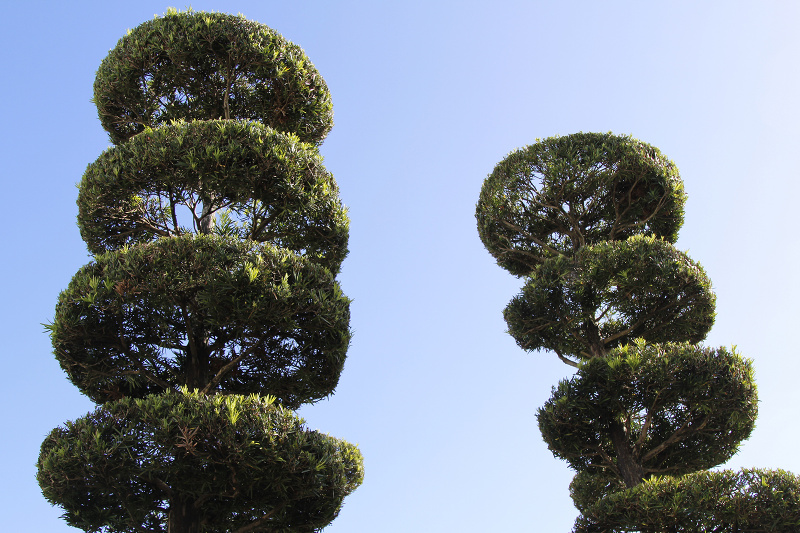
(94, 10, 334, 145)
(476, 132, 686, 276)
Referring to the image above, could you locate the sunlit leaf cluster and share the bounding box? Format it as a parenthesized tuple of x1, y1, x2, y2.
(574, 469, 800, 532)
(94, 10, 333, 145)
(38, 390, 364, 533)
(77, 120, 348, 272)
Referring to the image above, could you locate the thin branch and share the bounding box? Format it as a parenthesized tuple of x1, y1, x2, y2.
(199, 344, 255, 395)
(119, 335, 172, 390)
(232, 503, 287, 533)
(138, 474, 173, 498)
(167, 186, 180, 233)
(500, 219, 564, 258)
(633, 391, 664, 456)
(633, 410, 654, 456)
(557, 352, 579, 368)
(641, 415, 709, 463)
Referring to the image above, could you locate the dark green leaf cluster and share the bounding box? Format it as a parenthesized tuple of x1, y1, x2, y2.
(574, 469, 800, 532)
(50, 235, 350, 408)
(94, 10, 333, 145)
(476, 132, 685, 276)
(38, 390, 364, 533)
(77, 120, 348, 272)
(505, 235, 715, 362)
(538, 342, 757, 479)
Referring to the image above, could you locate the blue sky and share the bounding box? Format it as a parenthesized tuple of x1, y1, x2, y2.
(2, 1, 799, 531)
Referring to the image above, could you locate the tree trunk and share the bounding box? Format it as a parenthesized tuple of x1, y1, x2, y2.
(199, 194, 215, 234)
(187, 327, 211, 390)
(610, 421, 644, 488)
(585, 320, 606, 359)
(188, 194, 214, 390)
(168, 496, 201, 533)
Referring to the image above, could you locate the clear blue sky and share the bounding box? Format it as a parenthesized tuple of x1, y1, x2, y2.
(2, 1, 799, 531)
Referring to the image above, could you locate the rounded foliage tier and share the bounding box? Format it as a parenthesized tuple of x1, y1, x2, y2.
(537, 342, 757, 484)
(77, 119, 348, 273)
(38, 390, 364, 533)
(570, 471, 627, 514)
(505, 235, 715, 362)
(50, 235, 350, 409)
(476, 132, 686, 276)
(573, 469, 800, 533)
(94, 10, 333, 145)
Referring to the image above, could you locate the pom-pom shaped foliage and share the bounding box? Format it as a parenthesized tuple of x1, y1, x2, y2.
(573, 469, 800, 533)
(38, 390, 364, 533)
(49, 235, 350, 409)
(476, 132, 686, 276)
(569, 471, 627, 515)
(77, 120, 348, 273)
(94, 10, 333, 145)
(505, 235, 715, 363)
(538, 342, 757, 488)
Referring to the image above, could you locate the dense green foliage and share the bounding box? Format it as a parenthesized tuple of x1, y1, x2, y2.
(94, 10, 333, 145)
(504, 235, 715, 362)
(38, 391, 363, 533)
(476, 132, 800, 531)
(39, 9, 361, 533)
(77, 120, 348, 271)
(574, 469, 800, 532)
(476, 132, 685, 276)
(538, 342, 757, 484)
(50, 235, 350, 408)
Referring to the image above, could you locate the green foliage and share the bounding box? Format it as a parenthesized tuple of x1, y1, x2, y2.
(505, 235, 715, 362)
(39, 9, 362, 532)
(476, 130, 795, 530)
(38, 389, 364, 533)
(570, 471, 626, 514)
(77, 119, 349, 273)
(94, 10, 333, 145)
(538, 342, 757, 482)
(50, 235, 351, 408)
(573, 469, 800, 532)
(476, 132, 686, 276)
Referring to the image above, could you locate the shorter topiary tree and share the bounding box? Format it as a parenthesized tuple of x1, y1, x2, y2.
(476, 132, 800, 532)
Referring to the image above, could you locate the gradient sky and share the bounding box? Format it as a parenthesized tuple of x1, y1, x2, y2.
(3, 1, 799, 531)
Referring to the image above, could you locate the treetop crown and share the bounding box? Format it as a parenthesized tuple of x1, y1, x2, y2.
(476, 132, 686, 276)
(94, 9, 333, 145)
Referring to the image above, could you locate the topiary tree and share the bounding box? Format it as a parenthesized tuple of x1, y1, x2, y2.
(476, 132, 800, 532)
(37, 10, 363, 533)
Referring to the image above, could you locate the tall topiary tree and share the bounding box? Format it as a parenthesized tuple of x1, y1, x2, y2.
(37, 10, 363, 533)
(476, 132, 800, 532)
